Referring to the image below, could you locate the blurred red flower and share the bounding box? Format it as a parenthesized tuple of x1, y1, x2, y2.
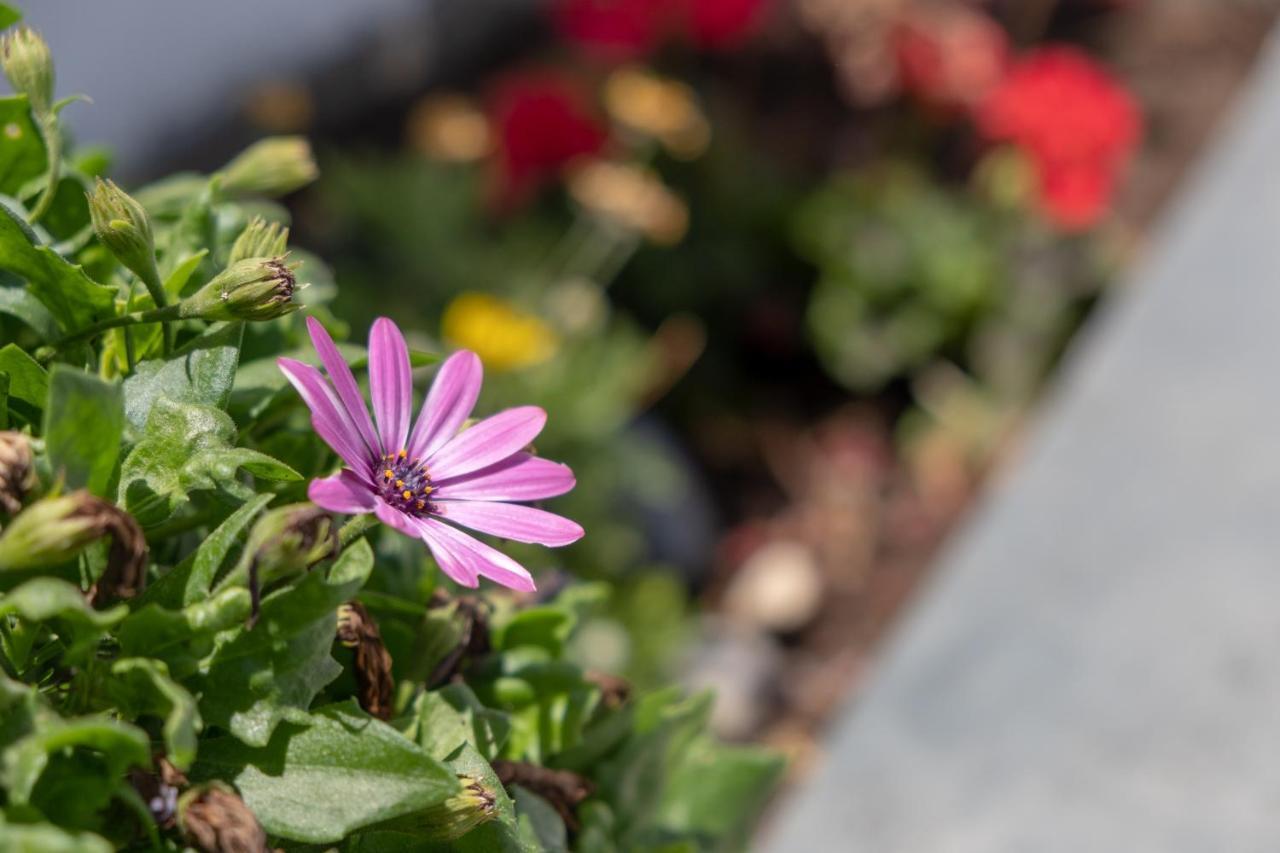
(551, 0, 768, 58)
(488, 73, 608, 209)
(893, 4, 1009, 113)
(977, 45, 1141, 230)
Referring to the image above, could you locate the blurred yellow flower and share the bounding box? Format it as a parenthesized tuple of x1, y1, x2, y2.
(603, 66, 710, 160)
(407, 94, 492, 163)
(568, 159, 689, 246)
(442, 293, 560, 371)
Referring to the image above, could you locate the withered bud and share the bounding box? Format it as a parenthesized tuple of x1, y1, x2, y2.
(0, 492, 146, 587)
(492, 760, 593, 834)
(228, 216, 289, 265)
(336, 600, 395, 721)
(218, 136, 318, 197)
(426, 589, 492, 689)
(181, 257, 301, 322)
(2, 27, 54, 116)
(178, 784, 268, 853)
(0, 431, 36, 516)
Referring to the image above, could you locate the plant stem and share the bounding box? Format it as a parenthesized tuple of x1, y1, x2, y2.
(137, 261, 174, 355)
(339, 515, 378, 549)
(28, 114, 61, 223)
(46, 303, 182, 355)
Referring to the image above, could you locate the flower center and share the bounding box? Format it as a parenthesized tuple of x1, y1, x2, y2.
(374, 449, 436, 518)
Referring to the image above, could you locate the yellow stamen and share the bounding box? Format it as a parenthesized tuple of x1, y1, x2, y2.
(395, 479, 404, 488)
(416, 500, 425, 510)
(397, 449, 407, 459)
(384, 469, 393, 479)
(402, 490, 412, 500)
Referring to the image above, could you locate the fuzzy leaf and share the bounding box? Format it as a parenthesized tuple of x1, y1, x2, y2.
(0, 579, 127, 662)
(122, 321, 243, 432)
(0, 341, 47, 408)
(43, 365, 124, 497)
(0, 95, 44, 196)
(0, 274, 59, 339)
(2, 715, 149, 805)
(193, 540, 373, 746)
(191, 701, 461, 843)
(0, 202, 115, 331)
(108, 658, 203, 770)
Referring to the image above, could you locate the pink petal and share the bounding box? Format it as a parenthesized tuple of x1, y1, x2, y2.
(306, 317, 382, 459)
(431, 453, 576, 502)
(308, 470, 376, 514)
(418, 517, 537, 592)
(406, 350, 482, 462)
(432, 500, 583, 547)
(374, 498, 419, 538)
(279, 358, 374, 478)
(413, 519, 479, 587)
(427, 406, 547, 480)
(369, 317, 413, 455)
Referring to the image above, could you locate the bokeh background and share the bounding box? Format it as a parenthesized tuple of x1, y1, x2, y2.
(20, 0, 1280, 844)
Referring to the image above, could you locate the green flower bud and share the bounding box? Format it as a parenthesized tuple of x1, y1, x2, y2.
(218, 136, 318, 197)
(1, 27, 53, 116)
(0, 491, 112, 572)
(0, 431, 35, 517)
(243, 503, 336, 585)
(87, 178, 160, 285)
(382, 774, 498, 841)
(228, 216, 289, 265)
(181, 257, 301, 322)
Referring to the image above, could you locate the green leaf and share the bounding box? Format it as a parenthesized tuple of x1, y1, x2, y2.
(117, 397, 298, 527)
(2, 715, 149, 805)
(513, 787, 568, 853)
(122, 321, 243, 432)
(399, 685, 510, 763)
(108, 658, 203, 770)
(0, 274, 59, 339)
(654, 739, 784, 849)
(0, 818, 112, 853)
(0, 342, 47, 408)
(115, 587, 252, 673)
(0, 96, 44, 196)
(0, 4, 21, 27)
(191, 701, 461, 843)
(194, 539, 373, 746)
(0, 578, 127, 662)
(162, 248, 207, 299)
(43, 365, 123, 497)
(0, 202, 115, 331)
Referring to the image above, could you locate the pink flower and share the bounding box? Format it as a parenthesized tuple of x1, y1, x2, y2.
(279, 317, 583, 591)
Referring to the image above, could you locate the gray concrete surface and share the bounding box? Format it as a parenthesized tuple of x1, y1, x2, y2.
(765, 27, 1280, 853)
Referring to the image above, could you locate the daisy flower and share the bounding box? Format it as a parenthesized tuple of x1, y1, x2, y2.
(278, 317, 583, 591)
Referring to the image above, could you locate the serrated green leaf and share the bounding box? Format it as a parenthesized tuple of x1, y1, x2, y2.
(0, 342, 46, 408)
(0, 95, 44, 196)
(192, 701, 461, 843)
(0, 202, 115, 331)
(122, 321, 242, 432)
(194, 539, 373, 746)
(118, 397, 297, 527)
(108, 657, 203, 770)
(43, 365, 123, 497)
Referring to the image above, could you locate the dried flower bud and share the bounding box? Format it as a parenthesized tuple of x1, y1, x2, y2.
(181, 257, 301, 322)
(0, 431, 35, 516)
(567, 160, 689, 246)
(383, 774, 497, 841)
(603, 66, 710, 159)
(492, 761, 592, 833)
(218, 136, 318, 197)
(227, 217, 289, 265)
(244, 503, 336, 583)
(0, 492, 146, 580)
(87, 178, 160, 285)
(2, 27, 53, 116)
(178, 784, 268, 853)
(336, 600, 394, 721)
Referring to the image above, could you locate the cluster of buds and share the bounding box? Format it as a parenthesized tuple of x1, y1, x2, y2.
(180, 256, 302, 322)
(87, 178, 162, 289)
(0, 431, 35, 516)
(218, 136, 318, 197)
(336, 600, 394, 721)
(1, 27, 53, 115)
(0, 492, 146, 595)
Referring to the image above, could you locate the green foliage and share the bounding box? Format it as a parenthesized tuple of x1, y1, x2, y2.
(0, 16, 778, 852)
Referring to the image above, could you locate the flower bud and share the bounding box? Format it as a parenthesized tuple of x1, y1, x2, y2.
(87, 178, 159, 285)
(0, 492, 105, 571)
(244, 503, 336, 584)
(218, 136, 318, 197)
(2, 27, 54, 116)
(385, 774, 497, 841)
(181, 257, 301, 322)
(178, 784, 268, 853)
(336, 600, 394, 721)
(227, 216, 289, 265)
(0, 431, 35, 516)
